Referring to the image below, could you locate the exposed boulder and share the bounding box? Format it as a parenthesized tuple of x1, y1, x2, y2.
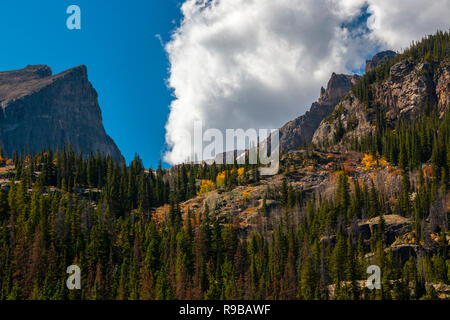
(357, 215, 412, 246)
(389, 244, 423, 265)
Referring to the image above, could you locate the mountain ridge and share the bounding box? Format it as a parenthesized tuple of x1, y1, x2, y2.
(0, 64, 124, 161)
(312, 39, 449, 148)
(277, 72, 361, 151)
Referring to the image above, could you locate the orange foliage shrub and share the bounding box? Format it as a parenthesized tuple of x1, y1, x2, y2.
(198, 179, 215, 195)
(216, 172, 226, 187)
(361, 154, 376, 171)
(378, 158, 389, 167)
(241, 192, 250, 199)
(361, 153, 389, 171)
(423, 165, 432, 178)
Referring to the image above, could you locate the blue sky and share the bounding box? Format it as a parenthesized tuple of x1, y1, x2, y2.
(0, 0, 182, 168)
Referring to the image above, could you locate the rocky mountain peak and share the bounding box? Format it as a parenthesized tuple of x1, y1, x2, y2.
(24, 64, 53, 77)
(319, 72, 361, 105)
(276, 72, 360, 151)
(0, 64, 52, 84)
(365, 50, 397, 73)
(0, 64, 123, 161)
(0, 65, 90, 107)
(313, 48, 449, 148)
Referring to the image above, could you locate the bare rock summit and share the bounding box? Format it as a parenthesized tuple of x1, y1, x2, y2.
(0, 65, 123, 161)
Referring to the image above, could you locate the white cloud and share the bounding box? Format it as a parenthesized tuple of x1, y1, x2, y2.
(366, 0, 450, 49)
(164, 0, 449, 164)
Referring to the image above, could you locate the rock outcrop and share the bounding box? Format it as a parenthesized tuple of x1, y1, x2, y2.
(389, 244, 424, 265)
(312, 52, 450, 147)
(374, 59, 435, 121)
(311, 95, 372, 148)
(277, 72, 361, 151)
(356, 215, 412, 246)
(365, 50, 397, 73)
(0, 65, 123, 161)
(436, 60, 450, 117)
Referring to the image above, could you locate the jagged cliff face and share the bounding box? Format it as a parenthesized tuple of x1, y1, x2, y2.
(374, 60, 436, 121)
(0, 65, 123, 161)
(312, 95, 372, 147)
(435, 60, 450, 117)
(278, 72, 361, 151)
(312, 54, 450, 147)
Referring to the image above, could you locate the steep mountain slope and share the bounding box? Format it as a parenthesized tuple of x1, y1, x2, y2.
(312, 37, 450, 148)
(0, 65, 123, 161)
(278, 72, 361, 151)
(162, 33, 450, 272)
(204, 72, 360, 163)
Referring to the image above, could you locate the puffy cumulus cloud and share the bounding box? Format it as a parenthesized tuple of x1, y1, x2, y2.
(366, 0, 450, 49)
(164, 0, 449, 164)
